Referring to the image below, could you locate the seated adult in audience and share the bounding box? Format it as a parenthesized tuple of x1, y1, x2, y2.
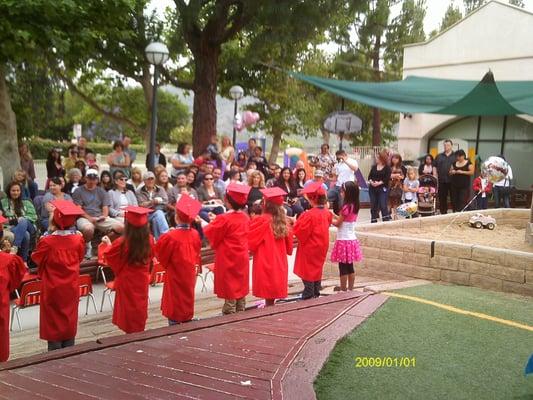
(1, 181, 37, 262)
(112, 170, 135, 192)
(78, 136, 92, 155)
(275, 167, 304, 217)
(145, 143, 167, 169)
(85, 150, 98, 169)
(236, 152, 248, 170)
(63, 168, 83, 196)
(225, 170, 242, 188)
(156, 168, 173, 195)
(197, 172, 225, 222)
(295, 168, 307, 191)
(128, 166, 144, 190)
(63, 145, 79, 173)
(168, 173, 199, 204)
(212, 167, 226, 193)
(100, 170, 113, 192)
(186, 169, 198, 190)
(18, 143, 38, 199)
(74, 159, 86, 178)
(108, 172, 138, 219)
(170, 142, 194, 180)
(12, 169, 32, 200)
(245, 138, 257, 159)
(41, 177, 72, 231)
(46, 148, 65, 188)
(135, 171, 170, 240)
(265, 164, 281, 188)
(250, 146, 268, 175)
(247, 170, 265, 209)
(72, 169, 124, 258)
(304, 169, 328, 191)
(107, 140, 131, 178)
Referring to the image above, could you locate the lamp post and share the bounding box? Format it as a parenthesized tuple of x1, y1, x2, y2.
(145, 41, 169, 172)
(229, 85, 244, 148)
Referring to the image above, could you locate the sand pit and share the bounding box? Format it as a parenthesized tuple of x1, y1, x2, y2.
(390, 222, 532, 253)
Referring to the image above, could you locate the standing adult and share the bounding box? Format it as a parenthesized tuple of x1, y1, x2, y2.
(1, 181, 37, 261)
(122, 136, 136, 168)
(220, 135, 235, 168)
(493, 155, 514, 208)
(310, 143, 335, 184)
(107, 140, 131, 179)
(170, 143, 194, 180)
(388, 154, 407, 220)
(449, 149, 474, 212)
(63, 145, 79, 173)
(72, 169, 124, 259)
(206, 134, 220, 159)
(145, 143, 167, 169)
(367, 150, 391, 223)
(245, 138, 257, 159)
(328, 150, 359, 214)
(250, 146, 268, 176)
(46, 148, 65, 188)
(434, 139, 455, 214)
(18, 143, 38, 199)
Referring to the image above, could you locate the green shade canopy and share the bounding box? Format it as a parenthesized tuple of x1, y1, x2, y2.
(291, 71, 533, 116)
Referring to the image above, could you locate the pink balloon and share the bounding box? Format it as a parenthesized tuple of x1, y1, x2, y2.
(242, 111, 260, 127)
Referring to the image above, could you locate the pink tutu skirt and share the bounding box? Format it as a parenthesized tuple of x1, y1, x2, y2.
(330, 240, 363, 263)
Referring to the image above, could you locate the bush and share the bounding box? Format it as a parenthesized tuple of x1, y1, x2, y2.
(23, 138, 146, 159)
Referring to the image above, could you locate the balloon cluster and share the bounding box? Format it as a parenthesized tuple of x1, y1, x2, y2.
(234, 111, 260, 132)
(481, 156, 509, 183)
(396, 202, 418, 218)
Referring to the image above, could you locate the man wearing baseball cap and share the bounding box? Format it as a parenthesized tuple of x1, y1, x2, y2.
(72, 169, 124, 258)
(135, 171, 170, 239)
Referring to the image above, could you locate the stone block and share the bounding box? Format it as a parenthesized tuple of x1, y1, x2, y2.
(390, 237, 416, 252)
(362, 258, 390, 273)
(387, 262, 415, 277)
(403, 252, 430, 267)
(409, 265, 441, 281)
(502, 281, 533, 297)
(469, 274, 503, 291)
(440, 270, 470, 285)
(356, 233, 370, 247)
(365, 233, 391, 249)
(458, 259, 488, 275)
(429, 255, 459, 271)
(488, 265, 524, 283)
(414, 239, 434, 255)
(526, 270, 533, 284)
(380, 249, 404, 263)
(361, 246, 380, 259)
(471, 245, 505, 265)
(399, 218, 421, 229)
(504, 250, 533, 271)
(437, 241, 473, 259)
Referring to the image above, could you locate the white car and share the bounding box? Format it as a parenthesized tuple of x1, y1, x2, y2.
(469, 213, 496, 230)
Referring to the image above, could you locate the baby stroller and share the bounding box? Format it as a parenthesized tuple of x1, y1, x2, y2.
(417, 174, 438, 216)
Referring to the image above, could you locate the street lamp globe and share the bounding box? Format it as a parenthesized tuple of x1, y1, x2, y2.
(229, 85, 244, 100)
(145, 42, 169, 66)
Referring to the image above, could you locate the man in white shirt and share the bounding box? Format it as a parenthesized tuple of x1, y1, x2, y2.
(328, 150, 358, 214)
(493, 156, 514, 208)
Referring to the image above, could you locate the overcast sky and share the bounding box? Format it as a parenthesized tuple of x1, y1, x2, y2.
(150, 0, 533, 38)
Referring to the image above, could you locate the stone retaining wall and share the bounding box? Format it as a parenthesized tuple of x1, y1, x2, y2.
(350, 209, 533, 297)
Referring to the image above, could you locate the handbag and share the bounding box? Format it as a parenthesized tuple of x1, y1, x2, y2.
(500, 177, 515, 195)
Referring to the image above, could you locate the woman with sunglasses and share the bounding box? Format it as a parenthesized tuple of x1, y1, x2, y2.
(109, 172, 138, 219)
(197, 173, 225, 222)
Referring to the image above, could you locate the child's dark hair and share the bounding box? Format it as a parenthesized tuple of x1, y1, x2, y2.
(312, 194, 328, 205)
(226, 194, 245, 211)
(249, 202, 263, 216)
(121, 222, 151, 266)
(342, 181, 360, 214)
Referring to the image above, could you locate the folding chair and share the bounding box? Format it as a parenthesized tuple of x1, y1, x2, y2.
(99, 265, 115, 312)
(199, 263, 215, 293)
(11, 280, 42, 331)
(78, 274, 98, 315)
(149, 259, 165, 286)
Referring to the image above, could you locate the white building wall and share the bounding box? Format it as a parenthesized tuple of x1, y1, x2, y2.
(398, 0, 533, 158)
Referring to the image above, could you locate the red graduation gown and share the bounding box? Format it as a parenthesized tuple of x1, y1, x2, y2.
(0, 253, 26, 362)
(249, 214, 293, 299)
(103, 236, 154, 334)
(156, 228, 201, 322)
(204, 211, 250, 299)
(32, 232, 85, 342)
(293, 207, 332, 282)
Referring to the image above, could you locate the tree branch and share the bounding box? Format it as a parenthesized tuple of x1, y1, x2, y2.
(58, 71, 145, 136)
(160, 66, 195, 90)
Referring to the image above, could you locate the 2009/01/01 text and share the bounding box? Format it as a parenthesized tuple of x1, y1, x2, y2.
(355, 357, 416, 368)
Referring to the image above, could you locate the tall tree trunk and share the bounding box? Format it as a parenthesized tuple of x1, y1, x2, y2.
(0, 65, 20, 189)
(192, 47, 220, 157)
(269, 128, 283, 164)
(372, 33, 382, 147)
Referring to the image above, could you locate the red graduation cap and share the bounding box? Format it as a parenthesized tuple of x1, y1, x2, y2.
(260, 187, 287, 205)
(50, 199, 84, 229)
(176, 193, 202, 222)
(125, 206, 152, 227)
(302, 181, 326, 197)
(0, 215, 7, 225)
(226, 183, 251, 206)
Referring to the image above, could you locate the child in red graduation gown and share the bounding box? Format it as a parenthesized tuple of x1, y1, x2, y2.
(101, 206, 154, 334)
(0, 215, 26, 362)
(31, 200, 85, 351)
(249, 187, 293, 306)
(293, 182, 332, 300)
(204, 183, 251, 315)
(156, 194, 202, 325)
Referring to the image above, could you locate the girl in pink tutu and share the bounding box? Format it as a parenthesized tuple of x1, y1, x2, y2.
(330, 181, 363, 291)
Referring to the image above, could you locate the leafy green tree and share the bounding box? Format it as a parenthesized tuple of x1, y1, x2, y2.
(464, 0, 486, 13)
(509, 0, 525, 7)
(439, 3, 463, 31)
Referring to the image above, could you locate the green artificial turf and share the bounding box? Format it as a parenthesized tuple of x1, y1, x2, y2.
(314, 284, 533, 400)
